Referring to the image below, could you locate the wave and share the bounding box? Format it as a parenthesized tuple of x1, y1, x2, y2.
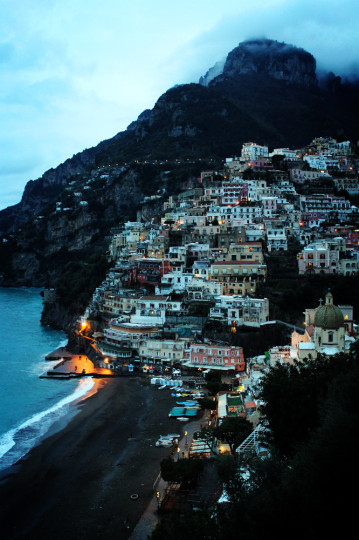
(0, 377, 95, 470)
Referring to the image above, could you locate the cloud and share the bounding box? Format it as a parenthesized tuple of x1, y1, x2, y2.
(172, 0, 359, 82)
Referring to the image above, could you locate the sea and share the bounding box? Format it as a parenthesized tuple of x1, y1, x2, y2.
(0, 287, 94, 471)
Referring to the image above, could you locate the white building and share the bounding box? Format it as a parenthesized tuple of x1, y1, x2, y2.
(186, 279, 222, 300)
(130, 295, 182, 326)
(270, 148, 298, 160)
(266, 222, 288, 252)
(209, 295, 269, 328)
(155, 272, 194, 294)
(241, 143, 269, 161)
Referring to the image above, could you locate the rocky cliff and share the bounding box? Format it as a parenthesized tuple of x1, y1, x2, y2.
(210, 39, 317, 88)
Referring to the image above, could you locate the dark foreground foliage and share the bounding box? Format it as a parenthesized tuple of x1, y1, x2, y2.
(152, 345, 359, 539)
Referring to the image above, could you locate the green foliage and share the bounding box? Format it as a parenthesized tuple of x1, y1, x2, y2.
(204, 371, 222, 396)
(153, 350, 359, 539)
(213, 417, 253, 454)
(56, 251, 111, 314)
(160, 456, 203, 487)
(151, 509, 216, 540)
(198, 397, 218, 410)
(197, 427, 216, 454)
(257, 274, 359, 324)
(258, 353, 355, 458)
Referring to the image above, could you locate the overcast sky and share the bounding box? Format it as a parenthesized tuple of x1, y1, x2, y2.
(1, 0, 358, 210)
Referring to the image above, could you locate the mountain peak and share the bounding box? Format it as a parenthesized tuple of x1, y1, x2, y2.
(201, 38, 317, 88)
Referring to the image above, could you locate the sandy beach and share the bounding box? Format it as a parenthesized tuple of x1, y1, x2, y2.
(0, 376, 180, 539)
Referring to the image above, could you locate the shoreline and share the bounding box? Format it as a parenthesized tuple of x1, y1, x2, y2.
(0, 376, 180, 539)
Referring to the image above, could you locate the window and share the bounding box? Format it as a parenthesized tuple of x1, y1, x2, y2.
(328, 332, 334, 343)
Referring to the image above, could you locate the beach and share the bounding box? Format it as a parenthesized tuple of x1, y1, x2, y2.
(0, 376, 179, 539)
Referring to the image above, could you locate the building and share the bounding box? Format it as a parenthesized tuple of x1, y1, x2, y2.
(186, 279, 222, 301)
(185, 343, 245, 371)
(130, 258, 171, 286)
(241, 143, 269, 161)
(99, 320, 161, 363)
(131, 295, 183, 326)
(210, 260, 267, 295)
(209, 295, 269, 328)
(291, 292, 354, 361)
(139, 337, 188, 364)
(297, 239, 343, 274)
(265, 222, 288, 252)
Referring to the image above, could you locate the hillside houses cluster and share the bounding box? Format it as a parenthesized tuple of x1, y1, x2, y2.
(80, 136, 358, 384)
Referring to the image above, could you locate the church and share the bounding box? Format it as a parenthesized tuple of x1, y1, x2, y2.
(291, 291, 355, 361)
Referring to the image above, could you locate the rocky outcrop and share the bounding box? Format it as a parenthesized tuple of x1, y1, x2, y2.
(211, 39, 317, 88)
(199, 58, 226, 86)
(41, 300, 80, 333)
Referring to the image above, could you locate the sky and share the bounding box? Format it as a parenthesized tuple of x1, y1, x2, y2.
(0, 0, 358, 210)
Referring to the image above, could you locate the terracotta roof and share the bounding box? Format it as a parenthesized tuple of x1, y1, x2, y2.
(244, 401, 256, 409)
(305, 324, 314, 337)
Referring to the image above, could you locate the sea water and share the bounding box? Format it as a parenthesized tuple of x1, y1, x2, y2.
(0, 287, 94, 471)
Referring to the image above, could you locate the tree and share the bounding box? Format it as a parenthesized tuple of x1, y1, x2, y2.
(198, 426, 217, 455)
(160, 456, 203, 487)
(213, 417, 253, 454)
(258, 352, 356, 458)
(205, 371, 222, 396)
(152, 349, 359, 540)
(198, 397, 218, 411)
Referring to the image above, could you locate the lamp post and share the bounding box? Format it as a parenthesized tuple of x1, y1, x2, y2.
(177, 447, 180, 461)
(156, 491, 160, 509)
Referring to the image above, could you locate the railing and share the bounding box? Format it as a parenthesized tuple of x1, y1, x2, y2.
(236, 424, 267, 457)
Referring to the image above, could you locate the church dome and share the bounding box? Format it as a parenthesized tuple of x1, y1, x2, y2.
(314, 291, 344, 329)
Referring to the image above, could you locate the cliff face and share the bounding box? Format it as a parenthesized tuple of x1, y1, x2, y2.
(210, 39, 317, 88)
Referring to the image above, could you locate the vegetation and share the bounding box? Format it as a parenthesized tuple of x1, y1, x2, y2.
(160, 456, 204, 487)
(199, 417, 253, 455)
(56, 250, 111, 314)
(213, 417, 253, 454)
(152, 346, 359, 539)
(204, 371, 223, 395)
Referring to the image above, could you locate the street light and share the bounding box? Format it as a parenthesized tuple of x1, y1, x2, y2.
(177, 447, 180, 460)
(156, 491, 160, 509)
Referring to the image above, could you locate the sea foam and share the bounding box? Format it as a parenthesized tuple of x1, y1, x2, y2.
(0, 377, 95, 470)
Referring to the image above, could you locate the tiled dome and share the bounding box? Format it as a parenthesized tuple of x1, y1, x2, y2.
(314, 291, 344, 329)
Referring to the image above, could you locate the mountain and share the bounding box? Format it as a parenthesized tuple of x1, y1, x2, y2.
(203, 39, 317, 87)
(0, 38, 358, 292)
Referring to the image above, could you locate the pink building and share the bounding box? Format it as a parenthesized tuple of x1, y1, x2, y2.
(186, 343, 245, 371)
